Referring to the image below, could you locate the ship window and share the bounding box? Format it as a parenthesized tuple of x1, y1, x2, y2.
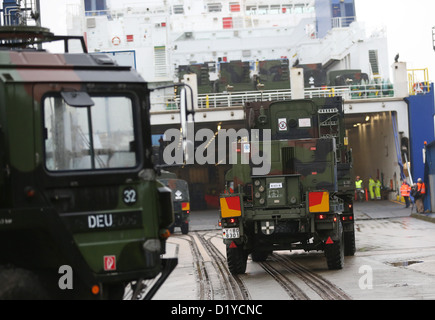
(208, 3, 222, 13)
(246, 5, 256, 15)
(229, 2, 240, 12)
(270, 5, 280, 14)
(258, 5, 268, 15)
(44, 95, 137, 171)
(282, 5, 292, 13)
(173, 5, 184, 14)
(294, 4, 304, 14)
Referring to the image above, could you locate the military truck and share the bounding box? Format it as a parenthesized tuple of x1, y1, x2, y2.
(0, 26, 183, 299)
(219, 96, 355, 274)
(158, 171, 191, 235)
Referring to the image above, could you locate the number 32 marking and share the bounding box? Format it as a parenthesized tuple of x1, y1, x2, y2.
(123, 188, 137, 205)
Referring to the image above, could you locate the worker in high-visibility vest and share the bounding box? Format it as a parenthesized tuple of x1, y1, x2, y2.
(355, 176, 363, 189)
(368, 176, 375, 200)
(400, 179, 411, 208)
(415, 178, 426, 213)
(375, 178, 382, 200)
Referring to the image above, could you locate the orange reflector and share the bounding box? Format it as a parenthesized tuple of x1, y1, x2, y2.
(325, 237, 334, 245)
(182, 202, 190, 211)
(92, 285, 100, 295)
(309, 192, 329, 213)
(159, 228, 171, 239)
(229, 241, 237, 248)
(220, 196, 242, 218)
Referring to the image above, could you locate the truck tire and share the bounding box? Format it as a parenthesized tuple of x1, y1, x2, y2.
(344, 230, 356, 256)
(324, 222, 345, 270)
(0, 267, 49, 300)
(181, 222, 189, 235)
(226, 245, 247, 274)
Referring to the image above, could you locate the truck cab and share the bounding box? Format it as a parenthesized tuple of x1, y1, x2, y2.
(0, 27, 177, 299)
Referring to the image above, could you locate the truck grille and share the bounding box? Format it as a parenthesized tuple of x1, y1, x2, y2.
(281, 147, 295, 174)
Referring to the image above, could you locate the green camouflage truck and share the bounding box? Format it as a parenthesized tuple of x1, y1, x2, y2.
(220, 96, 355, 274)
(0, 26, 178, 299)
(158, 171, 191, 235)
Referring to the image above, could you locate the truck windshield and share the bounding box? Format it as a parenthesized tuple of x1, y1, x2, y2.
(44, 95, 138, 171)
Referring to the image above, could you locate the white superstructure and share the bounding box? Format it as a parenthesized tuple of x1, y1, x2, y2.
(67, 0, 389, 89)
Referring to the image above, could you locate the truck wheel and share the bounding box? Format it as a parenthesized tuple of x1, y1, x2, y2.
(324, 222, 345, 270)
(181, 222, 189, 235)
(226, 245, 247, 275)
(344, 230, 356, 256)
(0, 267, 49, 300)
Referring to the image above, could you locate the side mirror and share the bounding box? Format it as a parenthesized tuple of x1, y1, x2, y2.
(179, 84, 195, 164)
(153, 83, 195, 166)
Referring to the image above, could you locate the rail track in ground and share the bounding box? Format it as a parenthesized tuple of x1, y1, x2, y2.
(153, 210, 435, 301)
(264, 253, 351, 300)
(185, 231, 250, 300)
(163, 230, 351, 300)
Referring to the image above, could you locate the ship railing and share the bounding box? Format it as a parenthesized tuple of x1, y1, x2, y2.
(84, 9, 110, 17)
(159, 84, 395, 110)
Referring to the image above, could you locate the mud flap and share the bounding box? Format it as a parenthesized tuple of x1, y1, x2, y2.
(226, 243, 248, 275)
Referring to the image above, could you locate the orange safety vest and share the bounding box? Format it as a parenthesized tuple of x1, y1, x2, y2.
(400, 183, 411, 197)
(417, 182, 426, 195)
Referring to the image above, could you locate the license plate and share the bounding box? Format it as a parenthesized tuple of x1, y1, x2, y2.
(222, 228, 240, 239)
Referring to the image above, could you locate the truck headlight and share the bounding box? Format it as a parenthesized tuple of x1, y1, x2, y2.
(143, 239, 161, 252)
